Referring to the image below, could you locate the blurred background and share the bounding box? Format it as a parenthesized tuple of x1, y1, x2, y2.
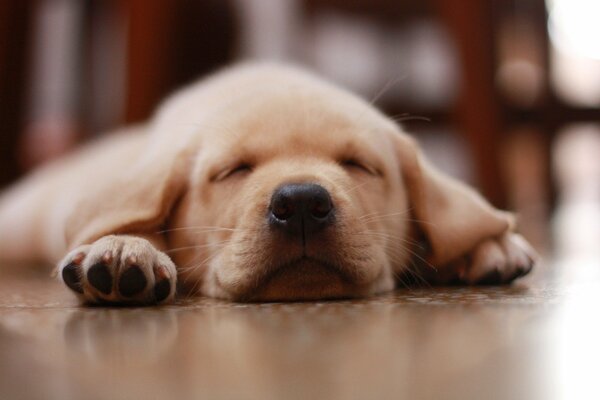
(1, 0, 599, 256)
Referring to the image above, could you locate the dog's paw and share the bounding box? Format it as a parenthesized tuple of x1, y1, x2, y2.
(58, 235, 176, 305)
(460, 232, 537, 285)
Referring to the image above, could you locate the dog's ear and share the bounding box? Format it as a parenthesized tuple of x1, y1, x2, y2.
(65, 125, 190, 248)
(394, 132, 514, 266)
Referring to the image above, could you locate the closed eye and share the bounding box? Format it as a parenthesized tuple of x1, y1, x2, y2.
(340, 158, 379, 176)
(211, 163, 253, 182)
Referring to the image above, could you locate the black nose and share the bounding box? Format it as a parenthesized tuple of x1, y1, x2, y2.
(269, 183, 334, 237)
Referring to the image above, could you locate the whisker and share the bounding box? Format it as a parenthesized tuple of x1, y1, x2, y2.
(390, 113, 432, 124)
(358, 208, 413, 220)
(355, 230, 421, 246)
(386, 244, 434, 289)
(342, 181, 371, 196)
(368, 74, 406, 107)
(156, 226, 240, 235)
(399, 263, 432, 288)
(181, 251, 224, 298)
(359, 211, 412, 223)
(165, 240, 232, 254)
(387, 251, 420, 289)
(360, 213, 437, 228)
(355, 229, 436, 273)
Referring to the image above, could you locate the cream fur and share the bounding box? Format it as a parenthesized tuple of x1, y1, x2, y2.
(0, 63, 536, 304)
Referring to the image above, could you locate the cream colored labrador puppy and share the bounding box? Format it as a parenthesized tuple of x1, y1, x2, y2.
(0, 64, 535, 305)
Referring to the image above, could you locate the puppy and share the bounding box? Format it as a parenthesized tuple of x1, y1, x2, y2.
(0, 63, 536, 304)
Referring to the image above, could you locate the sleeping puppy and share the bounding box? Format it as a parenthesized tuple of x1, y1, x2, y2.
(0, 63, 536, 304)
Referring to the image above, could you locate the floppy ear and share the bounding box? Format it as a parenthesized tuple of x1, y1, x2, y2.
(65, 126, 190, 248)
(394, 132, 514, 266)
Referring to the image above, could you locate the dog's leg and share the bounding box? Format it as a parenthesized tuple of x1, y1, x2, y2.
(459, 232, 537, 284)
(0, 178, 51, 263)
(57, 234, 177, 305)
(407, 232, 537, 285)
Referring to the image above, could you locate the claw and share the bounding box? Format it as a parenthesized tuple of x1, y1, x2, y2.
(102, 251, 113, 264)
(72, 252, 86, 264)
(477, 267, 502, 285)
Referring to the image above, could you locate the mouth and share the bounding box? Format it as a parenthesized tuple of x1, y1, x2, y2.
(245, 256, 368, 302)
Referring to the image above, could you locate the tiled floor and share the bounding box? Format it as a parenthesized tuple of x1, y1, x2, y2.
(0, 252, 599, 400)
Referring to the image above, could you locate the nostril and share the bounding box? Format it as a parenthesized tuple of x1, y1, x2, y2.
(310, 196, 333, 219)
(271, 196, 294, 220)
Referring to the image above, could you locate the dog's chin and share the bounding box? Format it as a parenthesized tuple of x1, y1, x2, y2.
(245, 257, 371, 302)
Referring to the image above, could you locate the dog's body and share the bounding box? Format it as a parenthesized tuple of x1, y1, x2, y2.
(0, 64, 535, 304)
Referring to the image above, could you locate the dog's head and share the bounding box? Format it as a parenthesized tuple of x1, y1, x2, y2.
(66, 64, 512, 301)
(168, 85, 411, 300)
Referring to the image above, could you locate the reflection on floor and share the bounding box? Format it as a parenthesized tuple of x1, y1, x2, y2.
(0, 250, 598, 400)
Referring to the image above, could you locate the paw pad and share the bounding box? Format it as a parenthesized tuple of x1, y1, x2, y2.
(62, 262, 83, 293)
(88, 263, 113, 294)
(118, 266, 147, 297)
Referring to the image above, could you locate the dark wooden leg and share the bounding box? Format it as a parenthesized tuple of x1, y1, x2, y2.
(121, 0, 176, 123)
(435, 0, 506, 207)
(0, 1, 32, 186)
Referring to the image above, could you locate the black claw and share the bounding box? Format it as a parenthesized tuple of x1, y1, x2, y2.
(118, 266, 147, 297)
(522, 262, 534, 276)
(478, 268, 502, 285)
(512, 262, 534, 280)
(87, 263, 113, 294)
(506, 269, 523, 282)
(154, 279, 171, 302)
(62, 263, 83, 293)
